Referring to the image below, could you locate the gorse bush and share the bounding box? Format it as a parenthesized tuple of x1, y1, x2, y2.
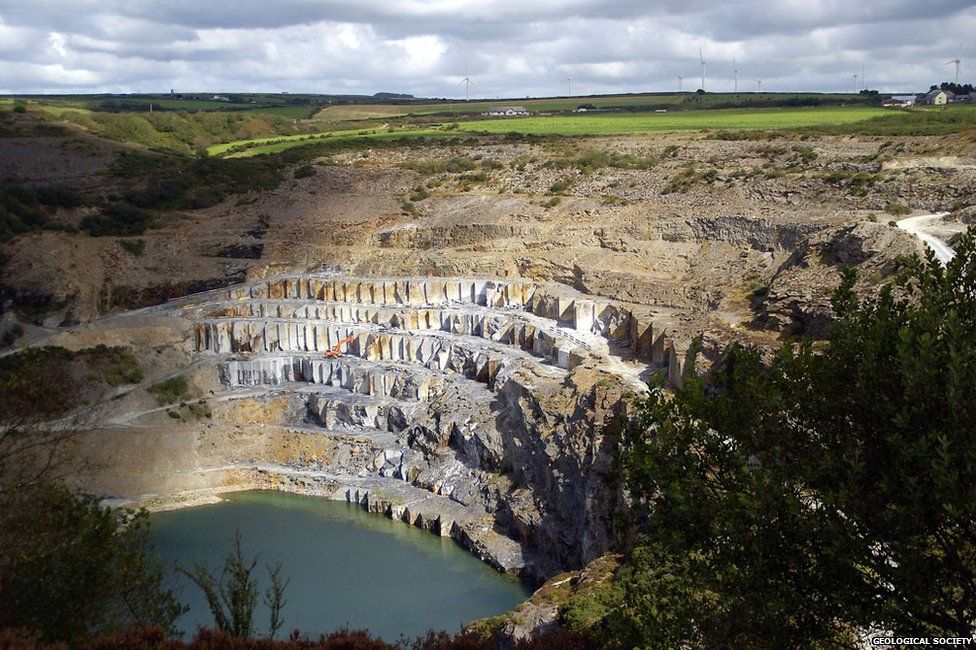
(293, 164, 315, 179)
(80, 203, 153, 237)
(544, 148, 657, 172)
(398, 156, 478, 175)
(110, 152, 285, 212)
(147, 375, 189, 405)
(0, 183, 86, 240)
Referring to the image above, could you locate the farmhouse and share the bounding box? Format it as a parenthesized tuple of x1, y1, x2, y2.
(883, 94, 916, 107)
(485, 106, 530, 117)
(923, 89, 954, 105)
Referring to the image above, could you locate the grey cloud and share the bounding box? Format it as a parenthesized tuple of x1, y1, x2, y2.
(0, 1, 973, 96)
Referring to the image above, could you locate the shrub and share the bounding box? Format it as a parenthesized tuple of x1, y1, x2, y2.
(792, 144, 818, 162)
(545, 149, 656, 172)
(848, 171, 880, 196)
(0, 484, 186, 643)
(292, 164, 315, 179)
(147, 375, 189, 405)
(80, 203, 153, 237)
(0, 183, 88, 240)
(398, 156, 478, 175)
(662, 166, 719, 194)
(118, 239, 146, 256)
(0, 323, 24, 348)
(548, 180, 570, 194)
(884, 202, 911, 216)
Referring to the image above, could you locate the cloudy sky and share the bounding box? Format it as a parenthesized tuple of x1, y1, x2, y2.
(0, 1, 973, 98)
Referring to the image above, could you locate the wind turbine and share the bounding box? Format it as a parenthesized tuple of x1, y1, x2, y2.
(567, 76, 574, 96)
(860, 61, 865, 91)
(677, 74, 684, 92)
(757, 79, 762, 93)
(733, 57, 739, 93)
(946, 57, 961, 84)
(460, 66, 472, 101)
(698, 47, 706, 91)
(852, 73, 859, 94)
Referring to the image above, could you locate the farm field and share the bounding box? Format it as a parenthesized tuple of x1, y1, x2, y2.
(455, 106, 888, 136)
(211, 105, 893, 157)
(313, 92, 873, 120)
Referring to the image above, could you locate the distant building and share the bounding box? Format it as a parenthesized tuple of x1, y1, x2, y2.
(883, 95, 916, 107)
(923, 89, 954, 105)
(955, 94, 973, 103)
(484, 106, 529, 117)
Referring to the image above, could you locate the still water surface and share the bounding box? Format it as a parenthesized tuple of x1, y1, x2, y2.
(151, 490, 531, 641)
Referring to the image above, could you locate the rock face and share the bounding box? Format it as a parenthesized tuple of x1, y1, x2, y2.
(754, 223, 920, 337)
(108, 273, 662, 578)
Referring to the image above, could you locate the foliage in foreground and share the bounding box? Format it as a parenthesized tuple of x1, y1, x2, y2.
(0, 625, 594, 649)
(602, 227, 976, 647)
(182, 531, 289, 639)
(0, 345, 181, 644)
(0, 484, 186, 643)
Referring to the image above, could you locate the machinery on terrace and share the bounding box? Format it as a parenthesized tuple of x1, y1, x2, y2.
(323, 335, 356, 358)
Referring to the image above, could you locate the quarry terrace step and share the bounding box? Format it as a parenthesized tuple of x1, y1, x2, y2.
(196, 314, 585, 372)
(301, 386, 417, 432)
(220, 354, 437, 401)
(178, 274, 692, 385)
(268, 423, 400, 445)
(198, 321, 572, 388)
(192, 299, 596, 353)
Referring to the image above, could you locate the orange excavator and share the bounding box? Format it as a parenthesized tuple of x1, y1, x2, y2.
(323, 335, 356, 358)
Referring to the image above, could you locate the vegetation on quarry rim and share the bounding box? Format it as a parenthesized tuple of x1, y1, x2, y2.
(209, 127, 446, 157)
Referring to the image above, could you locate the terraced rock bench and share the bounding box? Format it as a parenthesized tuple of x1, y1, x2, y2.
(180, 274, 692, 385)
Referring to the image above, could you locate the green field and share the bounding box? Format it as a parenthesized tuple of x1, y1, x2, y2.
(455, 106, 887, 136)
(212, 106, 888, 157)
(314, 92, 871, 120)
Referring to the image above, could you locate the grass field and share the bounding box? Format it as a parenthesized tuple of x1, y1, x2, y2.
(212, 106, 888, 157)
(313, 92, 872, 120)
(455, 106, 887, 136)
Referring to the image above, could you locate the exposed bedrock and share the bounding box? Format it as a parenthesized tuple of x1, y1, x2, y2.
(753, 222, 919, 336)
(449, 368, 627, 568)
(653, 215, 822, 252)
(98, 274, 669, 578)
